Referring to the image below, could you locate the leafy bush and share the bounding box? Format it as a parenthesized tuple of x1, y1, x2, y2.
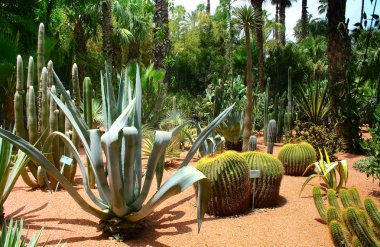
(284, 121, 342, 161)
(353, 156, 380, 180)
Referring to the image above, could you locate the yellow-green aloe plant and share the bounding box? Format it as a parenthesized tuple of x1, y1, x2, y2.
(0, 67, 234, 240)
(300, 149, 348, 196)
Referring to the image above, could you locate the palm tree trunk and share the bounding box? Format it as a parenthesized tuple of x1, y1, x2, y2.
(360, 0, 365, 26)
(206, 0, 210, 14)
(251, 0, 264, 90)
(327, 0, 351, 149)
(301, 0, 307, 39)
(102, 0, 114, 66)
(242, 25, 253, 151)
(154, 0, 170, 83)
(275, 4, 279, 41)
(279, 0, 286, 46)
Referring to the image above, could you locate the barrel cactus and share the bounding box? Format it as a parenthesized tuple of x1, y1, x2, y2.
(194, 151, 250, 216)
(278, 142, 316, 176)
(241, 151, 284, 208)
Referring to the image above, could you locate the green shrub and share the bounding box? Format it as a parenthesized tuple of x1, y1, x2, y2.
(353, 157, 380, 180)
(284, 120, 342, 161)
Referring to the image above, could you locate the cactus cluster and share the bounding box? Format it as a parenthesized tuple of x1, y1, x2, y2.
(241, 151, 284, 208)
(15, 23, 83, 188)
(194, 151, 251, 216)
(312, 186, 380, 247)
(277, 141, 316, 176)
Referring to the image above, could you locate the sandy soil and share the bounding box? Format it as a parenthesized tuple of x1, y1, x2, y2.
(4, 139, 380, 247)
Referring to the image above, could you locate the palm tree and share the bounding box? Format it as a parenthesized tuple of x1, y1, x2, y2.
(251, 0, 265, 90)
(102, 0, 114, 65)
(277, 0, 295, 46)
(233, 6, 255, 151)
(327, 0, 351, 149)
(301, 0, 307, 39)
(154, 0, 170, 82)
(271, 0, 280, 41)
(206, 0, 210, 14)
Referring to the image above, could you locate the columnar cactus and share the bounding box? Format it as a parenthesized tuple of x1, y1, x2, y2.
(276, 91, 287, 142)
(267, 120, 276, 154)
(214, 85, 223, 117)
(84, 77, 95, 188)
(278, 141, 316, 176)
(364, 198, 380, 228)
(241, 151, 284, 208)
(284, 67, 293, 134)
(248, 135, 257, 151)
(37, 23, 45, 131)
(312, 186, 380, 247)
(15, 55, 27, 140)
(194, 151, 250, 216)
(264, 78, 270, 145)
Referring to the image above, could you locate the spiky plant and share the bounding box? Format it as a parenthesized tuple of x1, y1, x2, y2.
(0, 67, 234, 240)
(278, 141, 316, 176)
(241, 151, 284, 208)
(194, 151, 251, 216)
(215, 111, 243, 151)
(267, 120, 276, 154)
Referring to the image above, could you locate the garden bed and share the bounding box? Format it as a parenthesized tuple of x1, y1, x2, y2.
(4, 140, 379, 246)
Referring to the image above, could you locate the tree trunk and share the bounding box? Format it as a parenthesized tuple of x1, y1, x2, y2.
(301, 0, 307, 40)
(275, 4, 279, 41)
(102, 0, 114, 66)
(127, 42, 140, 64)
(327, 0, 352, 150)
(360, 0, 365, 26)
(73, 19, 88, 91)
(251, 0, 264, 90)
(206, 0, 210, 14)
(154, 0, 170, 83)
(242, 25, 253, 151)
(279, 0, 286, 46)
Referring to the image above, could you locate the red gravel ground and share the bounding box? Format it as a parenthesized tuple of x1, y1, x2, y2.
(4, 139, 380, 246)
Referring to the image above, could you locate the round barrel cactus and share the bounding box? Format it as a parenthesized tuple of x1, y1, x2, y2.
(241, 151, 284, 208)
(277, 142, 316, 176)
(194, 151, 250, 216)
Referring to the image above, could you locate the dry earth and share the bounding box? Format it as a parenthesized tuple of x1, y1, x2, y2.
(4, 138, 380, 247)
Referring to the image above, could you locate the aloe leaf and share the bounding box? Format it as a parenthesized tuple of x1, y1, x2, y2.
(125, 166, 211, 234)
(131, 131, 172, 210)
(0, 128, 108, 219)
(181, 104, 234, 168)
(299, 174, 318, 196)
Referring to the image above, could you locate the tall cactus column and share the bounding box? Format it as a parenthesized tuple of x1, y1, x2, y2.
(267, 120, 276, 154)
(264, 77, 270, 145)
(84, 77, 96, 188)
(284, 67, 293, 134)
(14, 55, 27, 140)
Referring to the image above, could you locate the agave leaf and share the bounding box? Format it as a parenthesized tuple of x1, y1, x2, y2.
(299, 173, 318, 196)
(125, 166, 211, 233)
(0, 128, 108, 219)
(181, 104, 234, 168)
(131, 131, 172, 210)
(302, 163, 316, 176)
(42, 132, 107, 209)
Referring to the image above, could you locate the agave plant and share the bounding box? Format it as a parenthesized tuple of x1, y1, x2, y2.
(0, 133, 30, 224)
(0, 67, 234, 240)
(296, 80, 331, 125)
(186, 122, 224, 157)
(0, 218, 48, 247)
(299, 149, 348, 196)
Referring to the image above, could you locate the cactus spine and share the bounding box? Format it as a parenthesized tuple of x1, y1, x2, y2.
(84, 77, 95, 188)
(278, 141, 316, 176)
(329, 220, 352, 247)
(241, 151, 284, 208)
(248, 135, 257, 151)
(194, 151, 251, 216)
(327, 189, 341, 214)
(267, 120, 276, 154)
(349, 187, 363, 209)
(264, 77, 270, 145)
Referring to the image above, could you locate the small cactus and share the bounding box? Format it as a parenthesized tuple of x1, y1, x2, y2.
(327, 189, 341, 214)
(329, 220, 351, 247)
(364, 197, 380, 229)
(241, 151, 284, 208)
(327, 206, 341, 224)
(312, 185, 327, 222)
(248, 135, 257, 151)
(194, 151, 251, 216)
(266, 120, 276, 154)
(348, 187, 363, 209)
(278, 141, 316, 176)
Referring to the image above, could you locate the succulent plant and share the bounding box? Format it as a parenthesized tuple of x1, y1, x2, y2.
(276, 91, 287, 142)
(284, 67, 293, 134)
(267, 120, 276, 154)
(215, 111, 243, 151)
(278, 141, 316, 176)
(241, 151, 284, 208)
(264, 77, 270, 145)
(194, 151, 251, 216)
(248, 135, 257, 151)
(84, 77, 95, 188)
(312, 186, 380, 247)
